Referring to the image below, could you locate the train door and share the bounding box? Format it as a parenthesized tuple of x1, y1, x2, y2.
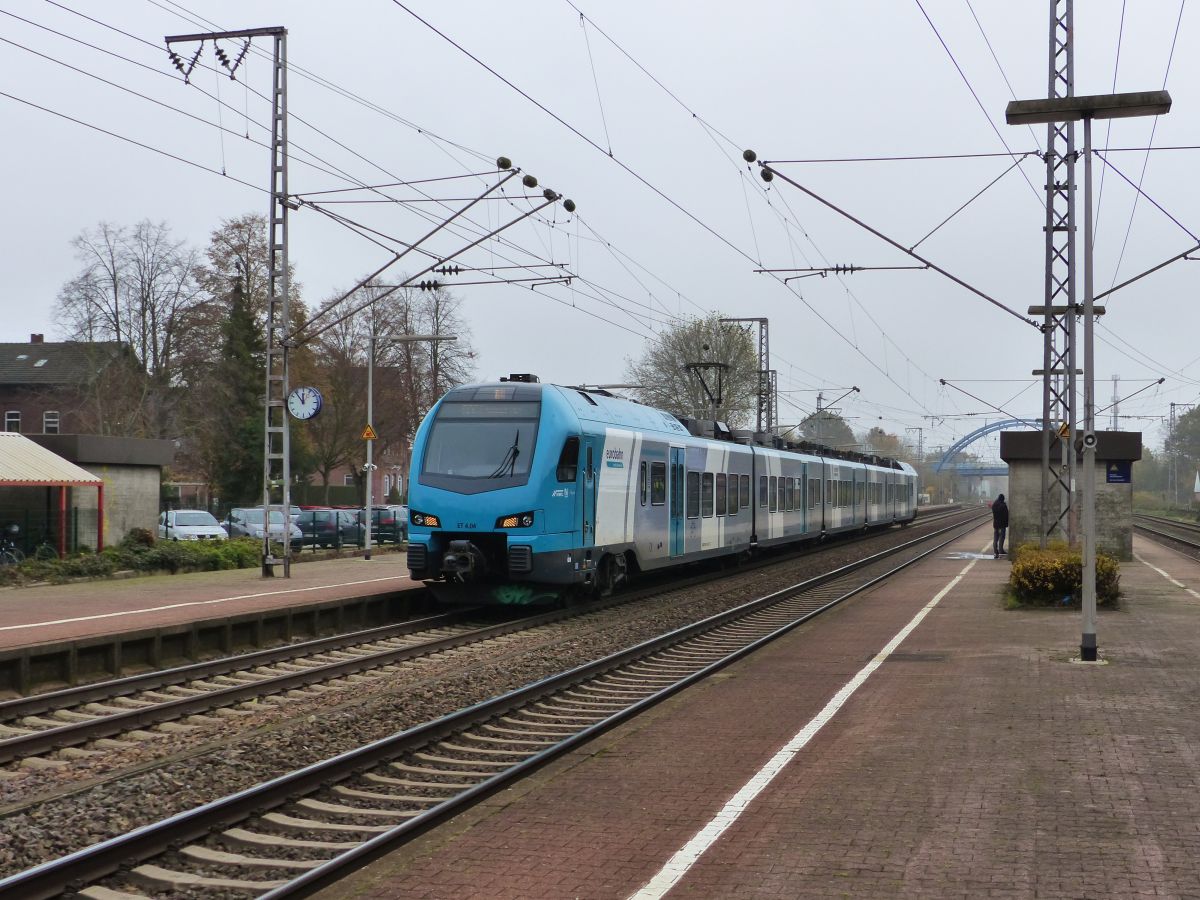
(669, 446, 685, 557)
(801, 463, 808, 534)
(581, 438, 598, 549)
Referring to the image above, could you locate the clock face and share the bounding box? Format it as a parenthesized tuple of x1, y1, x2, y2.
(287, 386, 323, 420)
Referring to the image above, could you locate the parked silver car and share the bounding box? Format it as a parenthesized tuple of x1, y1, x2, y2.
(225, 508, 303, 545)
(158, 510, 228, 542)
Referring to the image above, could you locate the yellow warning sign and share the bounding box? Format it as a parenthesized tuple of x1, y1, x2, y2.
(361, 424, 378, 440)
(1058, 422, 1069, 438)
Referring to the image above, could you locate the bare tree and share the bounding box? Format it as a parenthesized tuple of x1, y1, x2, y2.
(625, 313, 758, 428)
(294, 281, 476, 499)
(55, 221, 203, 436)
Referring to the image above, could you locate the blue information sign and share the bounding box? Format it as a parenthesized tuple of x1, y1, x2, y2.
(1105, 461, 1132, 484)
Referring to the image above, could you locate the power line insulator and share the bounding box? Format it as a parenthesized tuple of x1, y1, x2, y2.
(743, 149, 757, 163)
(760, 168, 773, 183)
(497, 156, 512, 170)
(522, 174, 538, 189)
(434, 266, 461, 276)
(418, 280, 442, 292)
(563, 199, 576, 213)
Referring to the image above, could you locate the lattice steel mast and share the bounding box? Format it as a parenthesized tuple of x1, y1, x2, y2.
(719, 317, 775, 433)
(166, 26, 291, 576)
(1032, 1, 1077, 548)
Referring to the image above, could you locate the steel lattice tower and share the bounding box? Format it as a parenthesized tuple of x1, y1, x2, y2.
(1032, 0, 1078, 548)
(261, 28, 292, 576)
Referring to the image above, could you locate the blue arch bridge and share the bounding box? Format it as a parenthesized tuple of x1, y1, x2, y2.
(933, 418, 1043, 480)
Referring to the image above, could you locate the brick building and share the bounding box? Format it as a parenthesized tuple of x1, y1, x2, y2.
(0, 335, 172, 551)
(0, 335, 127, 435)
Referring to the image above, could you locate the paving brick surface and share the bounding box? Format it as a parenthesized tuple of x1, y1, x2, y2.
(0, 553, 417, 650)
(325, 529, 1200, 899)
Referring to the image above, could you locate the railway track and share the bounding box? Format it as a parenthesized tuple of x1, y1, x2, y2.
(0, 511, 987, 898)
(1134, 513, 1200, 555)
(0, 508, 968, 773)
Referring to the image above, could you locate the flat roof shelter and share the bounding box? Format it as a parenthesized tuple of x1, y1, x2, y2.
(0, 432, 104, 555)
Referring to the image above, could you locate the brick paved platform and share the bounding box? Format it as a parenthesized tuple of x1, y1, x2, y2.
(0, 553, 419, 652)
(325, 526, 1200, 899)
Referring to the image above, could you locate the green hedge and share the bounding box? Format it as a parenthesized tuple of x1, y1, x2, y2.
(1007, 542, 1120, 608)
(0, 535, 268, 585)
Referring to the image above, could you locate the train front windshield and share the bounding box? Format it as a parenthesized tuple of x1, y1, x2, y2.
(421, 400, 540, 480)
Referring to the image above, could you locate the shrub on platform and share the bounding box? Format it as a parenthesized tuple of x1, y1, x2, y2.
(0, 536, 268, 585)
(1007, 542, 1120, 608)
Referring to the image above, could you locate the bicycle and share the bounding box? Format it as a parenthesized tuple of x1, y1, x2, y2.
(0, 525, 25, 566)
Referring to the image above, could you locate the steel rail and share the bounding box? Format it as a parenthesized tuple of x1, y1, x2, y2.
(1134, 516, 1200, 552)
(0, 601, 612, 765)
(0, 512, 985, 899)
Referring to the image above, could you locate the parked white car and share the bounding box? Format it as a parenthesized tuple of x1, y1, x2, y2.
(158, 510, 228, 541)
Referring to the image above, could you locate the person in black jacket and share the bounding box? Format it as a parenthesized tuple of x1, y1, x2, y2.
(992, 493, 1009, 558)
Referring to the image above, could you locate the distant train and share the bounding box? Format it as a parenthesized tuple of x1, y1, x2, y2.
(406, 375, 917, 604)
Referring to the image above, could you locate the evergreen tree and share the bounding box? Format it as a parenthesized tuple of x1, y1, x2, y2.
(209, 279, 265, 506)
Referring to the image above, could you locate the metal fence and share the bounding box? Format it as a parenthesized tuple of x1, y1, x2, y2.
(0, 504, 95, 556)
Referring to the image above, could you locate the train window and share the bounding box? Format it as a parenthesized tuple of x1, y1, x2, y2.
(759, 475, 768, 508)
(686, 471, 700, 518)
(826, 479, 832, 506)
(856, 481, 863, 505)
(715, 474, 726, 517)
(728, 475, 739, 515)
(556, 437, 579, 482)
(639, 462, 648, 506)
(740, 474, 750, 509)
(702, 473, 715, 517)
(784, 478, 793, 511)
(650, 462, 667, 505)
(887, 482, 893, 503)
(769, 476, 777, 512)
(809, 478, 819, 509)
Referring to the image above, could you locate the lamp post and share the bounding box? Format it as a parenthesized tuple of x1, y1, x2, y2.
(364, 331, 457, 560)
(1006, 90, 1171, 662)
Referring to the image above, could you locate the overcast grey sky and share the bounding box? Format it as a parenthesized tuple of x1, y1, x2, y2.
(2, 1, 1196, 461)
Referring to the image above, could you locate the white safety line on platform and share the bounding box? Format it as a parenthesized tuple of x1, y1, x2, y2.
(1134, 551, 1200, 600)
(0, 575, 412, 634)
(626, 543, 987, 900)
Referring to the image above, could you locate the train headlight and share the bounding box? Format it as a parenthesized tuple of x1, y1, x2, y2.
(410, 511, 440, 528)
(496, 511, 535, 529)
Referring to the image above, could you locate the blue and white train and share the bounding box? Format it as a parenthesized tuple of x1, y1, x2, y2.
(406, 376, 917, 604)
